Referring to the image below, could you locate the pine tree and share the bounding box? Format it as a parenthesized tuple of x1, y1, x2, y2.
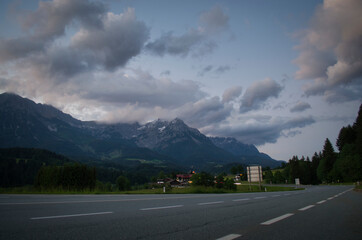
(353, 104, 362, 155)
(317, 138, 337, 182)
(336, 125, 356, 151)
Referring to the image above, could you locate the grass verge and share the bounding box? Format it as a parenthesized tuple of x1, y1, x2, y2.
(0, 184, 303, 194)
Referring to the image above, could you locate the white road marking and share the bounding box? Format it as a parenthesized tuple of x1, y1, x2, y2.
(216, 233, 242, 240)
(140, 205, 183, 211)
(254, 197, 266, 200)
(261, 213, 294, 225)
(31, 211, 113, 220)
(198, 201, 224, 206)
(317, 200, 326, 204)
(284, 193, 291, 196)
(298, 205, 315, 211)
(327, 197, 334, 200)
(272, 195, 281, 197)
(0, 195, 220, 206)
(232, 198, 250, 202)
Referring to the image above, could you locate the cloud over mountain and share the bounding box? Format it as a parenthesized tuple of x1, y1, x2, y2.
(204, 115, 316, 146)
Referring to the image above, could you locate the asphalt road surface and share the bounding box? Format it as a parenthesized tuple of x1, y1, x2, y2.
(0, 185, 361, 240)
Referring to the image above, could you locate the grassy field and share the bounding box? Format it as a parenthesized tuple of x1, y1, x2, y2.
(0, 184, 302, 194)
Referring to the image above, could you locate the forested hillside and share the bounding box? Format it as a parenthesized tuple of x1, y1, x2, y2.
(0, 148, 72, 187)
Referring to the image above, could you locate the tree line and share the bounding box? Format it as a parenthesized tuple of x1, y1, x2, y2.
(264, 104, 362, 184)
(35, 163, 96, 191)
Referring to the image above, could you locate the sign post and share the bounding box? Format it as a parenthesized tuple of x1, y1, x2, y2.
(247, 165, 263, 191)
(295, 178, 300, 188)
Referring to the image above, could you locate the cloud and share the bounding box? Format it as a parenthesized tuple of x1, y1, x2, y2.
(222, 86, 242, 103)
(198, 64, 231, 76)
(71, 9, 149, 70)
(204, 115, 316, 145)
(145, 5, 228, 57)
(240, 78, 283, 113)
(215, 65, 230, 74)
(0, 0, 106, 63)
(160, 70, 171, 76)
(290, 101, 311, 112)
(0, 1, 149, 82)
(294, 0, 362, 102)
(178, 97, 234, 128)
(79, 69, 206, 108)
(145, 30, 205, 57)
(199, 5, 229, 34)
(198, 65, 213, 76)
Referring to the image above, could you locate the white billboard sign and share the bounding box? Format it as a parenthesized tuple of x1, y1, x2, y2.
(247, 165, 262, 183)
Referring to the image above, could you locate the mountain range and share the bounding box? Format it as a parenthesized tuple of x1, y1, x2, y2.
(0, 92, 282, 169)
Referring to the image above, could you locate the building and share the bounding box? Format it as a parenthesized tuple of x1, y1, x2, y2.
(176, 174, 193, 183)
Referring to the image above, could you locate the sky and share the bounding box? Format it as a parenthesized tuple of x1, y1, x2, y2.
(0, 0, 361, 161)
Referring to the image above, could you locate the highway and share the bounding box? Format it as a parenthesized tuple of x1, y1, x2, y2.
(0, 185, 361, 240)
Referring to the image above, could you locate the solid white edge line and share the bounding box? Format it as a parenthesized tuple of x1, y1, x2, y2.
(31, 211, 113, 220)
(198, 201, 224, 205)
(140, 205, 183, 211)
(317, 200, 326, 204)
(216, 233, 242, 240)
(261, 213, 294, 225)
(298, 205, 315, 211)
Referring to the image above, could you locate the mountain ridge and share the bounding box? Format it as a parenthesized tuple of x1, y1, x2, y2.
(0, 92, 282, 169)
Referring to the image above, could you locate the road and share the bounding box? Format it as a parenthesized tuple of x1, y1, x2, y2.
(0, 185, 361, 240)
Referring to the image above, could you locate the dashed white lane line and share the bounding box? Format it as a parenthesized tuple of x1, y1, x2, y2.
(140, 205, 183, 211)
(261, 213, 294, 225)
(284, 193, 291, 196)
(272, 194, 281, 197)
(31, 211, 113, 220)
(317, 200, 327, 204)
(198, 201, 224, 206)
(254, 196, 267, 200)
(233, 198, 250, 202)
(298, 205, 315, 211)
(216, 233, 242, 240)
